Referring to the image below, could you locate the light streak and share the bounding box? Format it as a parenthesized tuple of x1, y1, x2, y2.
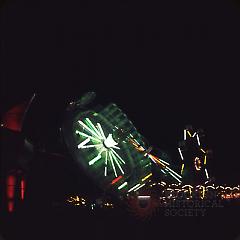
(75, 130, 101, 142)
(138, 195, 151, 200)
(78, 138, 90, 148)
(20, 179, 25, 200)
(110, 151, 124, 174)
(118, 182, 128, 190)
(85, 118, 103, 139)
(104, 151, 108, 176)
(81, 143, 102, 149)
(134, 183, 146, 192)
(104, 166, 107, 177)
(165, 166, 182, 179)
(196, 134, 201, 146)
(200, 148, 206, 153)
(78, 120, 101, 139)
(109, 150, 117, 177)
(205, 169, 209, 179)
(149, 155, 165, 168)
(141, 173, 152, 182)
(111, 175, 123, 185)
(111, 149, 125, 164)
(144, 163, 152, 168)
(181, 163, 184, 175)
(159, 158, 170, 166)
(128, 184, 141, 193)
(97, 123, 106, 139)
(168, 172, 182, 183)
(134, 139, 140, 145)
(111, 145, 120, 150)
(178, 148, 184, 160)
(89, 153, 102, 165)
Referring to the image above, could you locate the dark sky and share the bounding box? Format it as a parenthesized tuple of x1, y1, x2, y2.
(1, 0, 240, 183)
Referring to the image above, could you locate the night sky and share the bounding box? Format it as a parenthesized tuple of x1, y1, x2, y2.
(1, 0, 240, 239)
(1, 0, 240, 183)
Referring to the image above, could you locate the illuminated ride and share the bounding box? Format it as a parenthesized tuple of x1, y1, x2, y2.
(61, 92, 182, 197)
(177, 126, 212, 184)
(62, 97, 151, 196)
(3, 91, 239, 217)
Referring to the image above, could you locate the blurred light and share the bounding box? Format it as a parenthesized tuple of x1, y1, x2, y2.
(8, 201, 14, 213)
(138, 195, 151, 200)
(20, 179, 25, 200)
(6, 175, 16, 199)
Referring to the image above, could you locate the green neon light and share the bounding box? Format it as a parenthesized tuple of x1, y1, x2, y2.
(104, 151, 108, 176)
(88, 149, 104, 165)
(75, 130, 101, 142)
(111, 149, 125, 164)
(111, 152, 124, 175)
(85, 118, 102, 139)
(144, 163, 152, 168)
(97, 123, 106, 139)
(78, 120, 100, 139)
(78, 138, 90, 149)
(109, 151, 117, 177)
(73, 103, 152, 194)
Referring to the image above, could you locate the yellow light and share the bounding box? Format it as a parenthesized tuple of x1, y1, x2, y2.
(204, 155, 207, 165)
(141, 173, 153, 182)
(194, 157, 201, 171)
(200, 148, 206, 153)
(189, 187, 192, 197)
(181, 164, 184, 175)
(187, 131, 192, 137)
(200, 186, 205, 199)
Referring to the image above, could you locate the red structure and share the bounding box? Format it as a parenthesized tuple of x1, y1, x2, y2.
(6, 170, 26, 213)
(1, 94, 35, 132)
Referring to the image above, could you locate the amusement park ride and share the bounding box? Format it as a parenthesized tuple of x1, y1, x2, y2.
(0, 92, 239, 216)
